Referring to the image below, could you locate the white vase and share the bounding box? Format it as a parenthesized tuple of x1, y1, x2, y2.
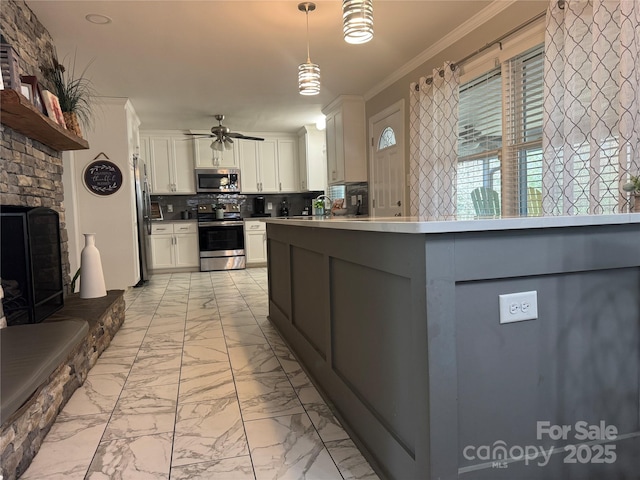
(80, 233, 107, 298)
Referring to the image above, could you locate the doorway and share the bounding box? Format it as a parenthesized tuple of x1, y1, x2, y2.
(369, 100, 405, 217)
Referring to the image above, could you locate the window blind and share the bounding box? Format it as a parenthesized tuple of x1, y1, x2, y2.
(456, 68, 503, 219)
(503, 44, 544, 216)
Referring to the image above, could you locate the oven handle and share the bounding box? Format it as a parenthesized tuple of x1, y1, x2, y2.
(198, 221, 245, 227)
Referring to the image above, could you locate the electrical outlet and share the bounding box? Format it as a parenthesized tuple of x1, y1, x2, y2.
(267, 202, 273, 210)
(357, 195, 363, 203)
(351, 195, 357, 206)
(167, 204, 173, 213)
(499, 291, 538, 324)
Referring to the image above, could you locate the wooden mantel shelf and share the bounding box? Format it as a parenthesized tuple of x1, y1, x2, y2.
(0, 89, 89, 151)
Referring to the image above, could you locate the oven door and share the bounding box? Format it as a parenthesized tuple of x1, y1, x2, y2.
(198, 221, 245, 270)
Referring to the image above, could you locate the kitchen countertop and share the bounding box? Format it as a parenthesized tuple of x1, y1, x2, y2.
(266, 213, 640, 234)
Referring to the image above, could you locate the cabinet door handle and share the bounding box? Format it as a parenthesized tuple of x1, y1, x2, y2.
(279, 182, 282, 191)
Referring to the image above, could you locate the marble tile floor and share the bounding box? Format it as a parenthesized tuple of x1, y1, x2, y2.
(21, 268, 379, 480)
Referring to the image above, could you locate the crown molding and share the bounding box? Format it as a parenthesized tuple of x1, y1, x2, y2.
(364, 0, 518, 101)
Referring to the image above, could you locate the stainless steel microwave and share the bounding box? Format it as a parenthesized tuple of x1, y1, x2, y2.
(195, 168, 241, 193)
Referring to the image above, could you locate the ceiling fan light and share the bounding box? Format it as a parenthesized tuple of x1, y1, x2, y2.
(343, 0, 374, 44)
(211, 140, 224, 152)
(298, 62, 321, 96)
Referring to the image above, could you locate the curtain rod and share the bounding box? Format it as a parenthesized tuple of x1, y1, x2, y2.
(415, 9, 546, 89)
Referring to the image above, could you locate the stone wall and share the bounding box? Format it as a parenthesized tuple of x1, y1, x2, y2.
(0, 0, 71, 290)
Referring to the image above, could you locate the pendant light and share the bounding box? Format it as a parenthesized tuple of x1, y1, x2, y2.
(343, 0, 374, 44)
(298, 2, 320, 96)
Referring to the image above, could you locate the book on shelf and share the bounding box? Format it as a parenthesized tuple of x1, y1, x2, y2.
(40, 89, 67, 128)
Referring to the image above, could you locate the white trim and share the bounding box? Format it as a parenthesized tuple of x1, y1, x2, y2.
(364, 0, 518, 101)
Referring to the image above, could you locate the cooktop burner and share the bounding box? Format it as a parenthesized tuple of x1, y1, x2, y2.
(197, 203, 242, 222)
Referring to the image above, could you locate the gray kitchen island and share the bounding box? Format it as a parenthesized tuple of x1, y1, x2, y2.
(266, 214, 640, 480)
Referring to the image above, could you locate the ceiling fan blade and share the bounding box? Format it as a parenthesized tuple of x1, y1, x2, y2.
(184, 133, 214, 138)
(227, 132, 265, 141)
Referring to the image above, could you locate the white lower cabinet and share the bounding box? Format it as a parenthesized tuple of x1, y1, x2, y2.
(150, 222, 199, 270)
(244, 220, 267, 265)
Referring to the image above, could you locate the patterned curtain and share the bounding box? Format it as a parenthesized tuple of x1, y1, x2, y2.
(409, 63, 460, 219)
(543, 0, 640, 215)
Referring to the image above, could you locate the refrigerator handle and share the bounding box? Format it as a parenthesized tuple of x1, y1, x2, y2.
(143, 181, 152, 235)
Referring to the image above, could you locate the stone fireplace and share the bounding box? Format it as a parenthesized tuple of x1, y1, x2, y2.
(1, 0, 71, 292)
(1, 206, 64, 325)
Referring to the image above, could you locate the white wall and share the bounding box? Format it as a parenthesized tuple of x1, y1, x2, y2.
(64, 97, 140, 290)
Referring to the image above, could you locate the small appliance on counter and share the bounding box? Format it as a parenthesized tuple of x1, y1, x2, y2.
(251, 196, 271, 217)
(279, 198, 289, 217)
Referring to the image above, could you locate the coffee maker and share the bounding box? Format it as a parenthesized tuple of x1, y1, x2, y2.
(252, 196, 270, 217)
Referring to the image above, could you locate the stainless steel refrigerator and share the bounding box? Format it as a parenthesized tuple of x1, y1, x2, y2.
(133, 154, 151, 286)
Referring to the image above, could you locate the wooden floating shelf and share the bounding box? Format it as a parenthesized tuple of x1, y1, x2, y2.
(0, 89, 89, 151)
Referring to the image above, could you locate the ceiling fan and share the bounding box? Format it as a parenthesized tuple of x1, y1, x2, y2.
(185, 114, 264, 151)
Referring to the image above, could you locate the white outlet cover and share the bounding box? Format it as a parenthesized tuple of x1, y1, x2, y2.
(499, 291, 538, 324)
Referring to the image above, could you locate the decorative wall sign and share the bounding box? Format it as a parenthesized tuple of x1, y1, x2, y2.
(83, 155, 123, 196)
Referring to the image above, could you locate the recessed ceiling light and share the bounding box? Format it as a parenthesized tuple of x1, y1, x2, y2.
(85, 14, 112, 25)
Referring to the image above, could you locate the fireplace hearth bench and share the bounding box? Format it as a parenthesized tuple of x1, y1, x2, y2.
(0, 290, 125, 480)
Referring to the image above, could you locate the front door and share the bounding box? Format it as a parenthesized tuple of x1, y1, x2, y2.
(370, 100, 405, 217)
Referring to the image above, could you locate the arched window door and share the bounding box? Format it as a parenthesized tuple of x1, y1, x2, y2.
(378, 126, 396, 150)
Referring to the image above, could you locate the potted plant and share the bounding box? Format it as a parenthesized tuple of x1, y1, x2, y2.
(623, 175, 640, 212)
(43, 54, 96, 138)
(313, 198, 325, 216)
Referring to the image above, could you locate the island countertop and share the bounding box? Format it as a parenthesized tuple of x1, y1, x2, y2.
(266, 212, 640, 234)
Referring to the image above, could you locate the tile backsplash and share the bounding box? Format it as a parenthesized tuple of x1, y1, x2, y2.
(151, 191, 324, 220)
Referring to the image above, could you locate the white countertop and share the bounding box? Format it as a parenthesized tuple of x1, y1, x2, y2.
(266, 213, 640, 234)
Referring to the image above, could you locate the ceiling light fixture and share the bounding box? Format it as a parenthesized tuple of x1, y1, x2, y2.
(85, 13, 112, 25)
(298, 2, 320, 96)
(342, 0, 373, 44)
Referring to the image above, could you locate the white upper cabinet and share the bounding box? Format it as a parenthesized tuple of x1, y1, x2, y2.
(276, 138, 298, 192)
(238, 140, 260, 192)
(322, 95, 367, 185)
(259, 139, 279, 192)
(298, 125, 327, 192)
(237, 135, 299, 193)
(173, 138, 195, 192)
(142, 132, 195, 194)
(193, 136, 238, 168)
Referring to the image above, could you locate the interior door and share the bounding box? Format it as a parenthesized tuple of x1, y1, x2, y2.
(370, 100, 405, 217)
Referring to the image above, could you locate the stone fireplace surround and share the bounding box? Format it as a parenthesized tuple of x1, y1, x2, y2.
(0, 2, 126, 478)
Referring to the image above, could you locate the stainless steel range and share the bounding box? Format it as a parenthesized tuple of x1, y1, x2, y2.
(197, 203, 245, 271)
